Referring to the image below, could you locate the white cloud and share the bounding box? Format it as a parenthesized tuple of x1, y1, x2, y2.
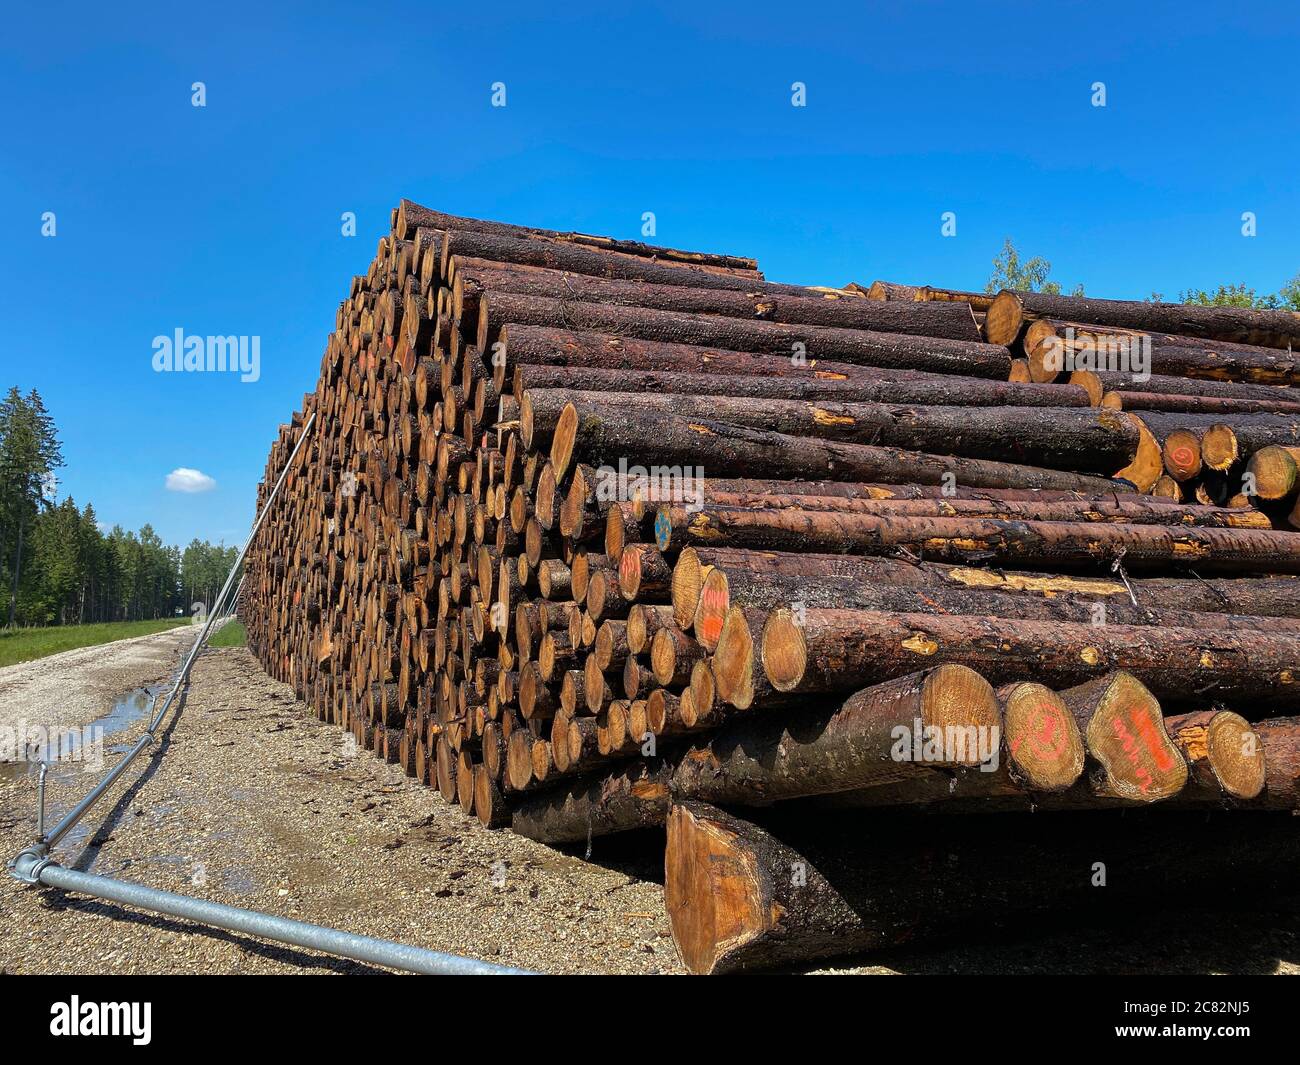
(165, 467, 217, 493)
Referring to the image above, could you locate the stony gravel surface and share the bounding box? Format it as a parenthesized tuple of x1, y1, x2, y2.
(1, 638, 1296, 975)
(1, 644, 676, 974)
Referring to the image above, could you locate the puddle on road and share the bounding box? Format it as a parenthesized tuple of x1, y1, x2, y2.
(2, 685, 163, 853)
(0, 685, 159, 789)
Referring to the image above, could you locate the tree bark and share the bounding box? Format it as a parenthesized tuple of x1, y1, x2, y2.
(653, 505, 1300, 573)
(987, 290, 1300, 353)
(670, 545, 1300, 618)
(523, 388, 1142, 473)
(671, 666, 1001, 804)
(394, 198, 759, 273)
(481, 296, 1013, 377)
(452, 257, 982, 340)
(726, 606, 1300, 709)
(509, 760, 673, 843)
(534, 399, 1124, 492)
(510, 362, 1092, 408)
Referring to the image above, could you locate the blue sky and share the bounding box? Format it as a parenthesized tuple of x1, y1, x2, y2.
(2, 1, 1297, 547)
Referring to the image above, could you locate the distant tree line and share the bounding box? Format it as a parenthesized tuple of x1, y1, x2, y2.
(0, 386, 237, 628)
(988, 238, 1300, 308)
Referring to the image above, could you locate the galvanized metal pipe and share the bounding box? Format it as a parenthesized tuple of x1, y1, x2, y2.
(36, 762, 48, 839)
(9, 851, 529, 975)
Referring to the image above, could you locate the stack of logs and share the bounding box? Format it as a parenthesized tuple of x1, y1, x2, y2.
(242, 201, 1300, 974)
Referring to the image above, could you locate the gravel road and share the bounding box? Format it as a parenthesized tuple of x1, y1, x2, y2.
(0, 626, 195, 734)
(1, 634, 1296, 975)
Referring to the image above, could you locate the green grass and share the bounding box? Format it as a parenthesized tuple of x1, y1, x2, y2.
(207, 619, 247, 648)
(0, 617, 193, 669)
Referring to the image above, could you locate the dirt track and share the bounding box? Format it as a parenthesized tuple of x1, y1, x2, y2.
(1, 635, 1297, 975)
(0, 626, 194, 735)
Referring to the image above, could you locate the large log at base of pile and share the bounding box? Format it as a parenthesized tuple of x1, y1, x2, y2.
(665, 802, 1300, 974)
(985, 289, 1300, 353)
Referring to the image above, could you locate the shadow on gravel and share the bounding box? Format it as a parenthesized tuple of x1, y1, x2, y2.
(64, 683, 190, 874)
(34, 893, 390, 974)
(551, 826, 668, 886)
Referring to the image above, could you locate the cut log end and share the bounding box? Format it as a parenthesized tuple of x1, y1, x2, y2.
(714, 606, 759, 709)
(1112, 415, 1163, 492)
(664, 803, 768, 976)
(1068, 370, 1104, 407)
(1245, 445, 1299, 502)
(693, 567, 730, 652)
(1172, 710, 1267, 801)
(559, 464, 591, 539)
(671, 548, 706, 628)
(605, 503, 627, 561)
(1201, 424, 1240, 473)
(689, 659, 716, 726)
(984, 290, 1025, 346)
(549, 401, 579, 480)
(999, 681, 1086, 792)
(759, 607, 805, 694)
(1081, 672, 1188, 802)
(519, 392, 536, 449)
(1162, 429, 1203, 482)
(1203, 711, 1267, 801)
(619, 545, 643, 600)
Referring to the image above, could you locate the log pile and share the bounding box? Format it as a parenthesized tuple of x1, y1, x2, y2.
(241, 201, 1300, 974)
